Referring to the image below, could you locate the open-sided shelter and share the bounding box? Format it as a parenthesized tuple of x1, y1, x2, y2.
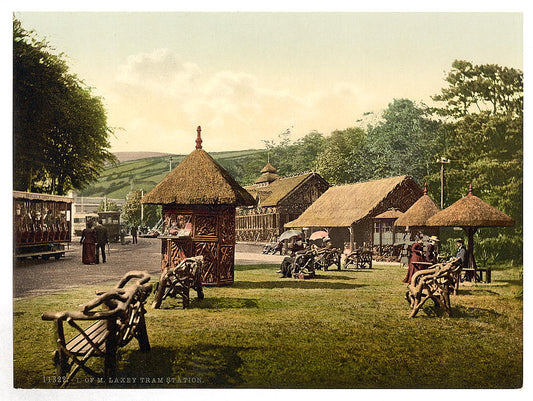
(142, 127, 256, 286)
(426, 185, 514, 274)
(285, 175, 424, 251)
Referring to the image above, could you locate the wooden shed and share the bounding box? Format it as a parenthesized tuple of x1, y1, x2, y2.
(285, 176, 423, 251)
(236, 164, 329, 242)
(142, 127, 256, 286)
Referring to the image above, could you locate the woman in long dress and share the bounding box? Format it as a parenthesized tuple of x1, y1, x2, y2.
(403, 240, 425, 284)
(80, 221, 97, 264)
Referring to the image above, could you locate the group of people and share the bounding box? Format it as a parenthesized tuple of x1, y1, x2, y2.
(278, 236, 333, 278)
(403, 235, 468, 284)
(80, 220, 109, 265)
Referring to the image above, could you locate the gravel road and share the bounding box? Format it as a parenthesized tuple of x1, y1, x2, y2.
(13, 238, 284, 299)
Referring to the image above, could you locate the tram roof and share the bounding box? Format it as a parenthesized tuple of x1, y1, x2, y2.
(13, 191, 74, 204)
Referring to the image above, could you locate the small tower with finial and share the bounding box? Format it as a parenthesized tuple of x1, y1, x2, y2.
(196, 126, 203, 149)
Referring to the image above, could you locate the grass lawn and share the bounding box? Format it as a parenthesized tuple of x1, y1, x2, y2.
(13, 262, 523, 389)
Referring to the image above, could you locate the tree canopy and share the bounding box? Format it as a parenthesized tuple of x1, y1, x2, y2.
(13, 18, 116, 195)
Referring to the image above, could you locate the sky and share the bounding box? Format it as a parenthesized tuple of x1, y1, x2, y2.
(12, 9, 524, 155)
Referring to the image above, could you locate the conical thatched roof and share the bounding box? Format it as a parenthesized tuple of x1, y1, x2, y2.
(426, 187, 514, 228)
(142, 129, 256, 206)
(254, 162, 279, 184)
(394, 191, 439, 227)
(285, 175, 422, 228)
(261, 162, 277, 174)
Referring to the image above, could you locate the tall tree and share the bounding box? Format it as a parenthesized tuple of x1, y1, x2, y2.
(366, 99, 442, 184)
(316, 127, 369, 185)
(431, 60, 523, 224)
(13, 18, 116, 195)
(432, 60, 523, 118)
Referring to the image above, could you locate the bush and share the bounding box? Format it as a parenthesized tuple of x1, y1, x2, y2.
(440, 231, 522, 267)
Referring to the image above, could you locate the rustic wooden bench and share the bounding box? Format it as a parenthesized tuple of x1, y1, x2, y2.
(314, 248, 341, 270)
(152, 256, 204, 309)
(344, 250, 373, 269)
(41, 271, 153, 387)
(405, 258, 462, 318)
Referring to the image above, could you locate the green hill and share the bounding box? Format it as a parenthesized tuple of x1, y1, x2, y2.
(79, 149, 266, 199)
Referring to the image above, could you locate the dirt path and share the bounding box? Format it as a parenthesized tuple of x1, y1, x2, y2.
(13, 239, 284, 299)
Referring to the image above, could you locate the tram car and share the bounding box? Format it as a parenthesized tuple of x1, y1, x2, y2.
(14, 191, 73, 260)
(73, 212, 99, 236)
(97, 210, 121, 242)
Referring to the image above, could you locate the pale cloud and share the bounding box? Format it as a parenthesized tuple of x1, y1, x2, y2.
(107, 48, 385, 153)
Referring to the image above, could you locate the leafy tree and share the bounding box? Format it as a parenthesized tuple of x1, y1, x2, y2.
(291, 130, 326, 172)
(98, 199, 119, 212)
(121, 191, 142, 228)
(431, 60, 523, 263)
(432, 60, 522, 118)
(13, 18, 116, 195)
(316, 127, 369, 185)
(122, 190, 161, 228)
(366, 99, 442, 184)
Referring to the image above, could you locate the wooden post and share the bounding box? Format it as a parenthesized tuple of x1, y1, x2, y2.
(349, 225, 354, 252)
(467, 226, 478, 275)
(436, 157, 450, 209)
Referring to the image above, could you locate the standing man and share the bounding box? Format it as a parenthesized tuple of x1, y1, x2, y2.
(131, 225, 138, 245)
(455, 239, 470, 279)
(95, 219, 109, 264)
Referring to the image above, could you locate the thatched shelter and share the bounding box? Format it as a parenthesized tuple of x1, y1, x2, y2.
(142, 126, 256, 286)
(426, 185, 514, 273)
(285, 175, 424, 251)
(236, 165, 329, 242)
(394, 184, 440, 238)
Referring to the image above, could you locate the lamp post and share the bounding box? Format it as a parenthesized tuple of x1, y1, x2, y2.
(436, 157, 450, 209)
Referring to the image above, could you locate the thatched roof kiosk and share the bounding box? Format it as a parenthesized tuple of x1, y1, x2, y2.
(426, 185, 514, 274)
(142, 126, 255, 286)
(285, 175, 423, 251)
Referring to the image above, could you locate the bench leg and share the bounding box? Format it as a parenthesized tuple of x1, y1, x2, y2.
(135, 312, 151, 352)
(104, 321, 119, 382)
(152, 275, 169, 309)
(182, 288, 190, 309)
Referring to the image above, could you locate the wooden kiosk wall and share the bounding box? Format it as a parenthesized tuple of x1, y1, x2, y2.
(160, 204, 236, 286)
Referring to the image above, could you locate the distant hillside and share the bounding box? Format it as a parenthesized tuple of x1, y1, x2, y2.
(112, 151, 172, 163)
(80, 149, 267, 199)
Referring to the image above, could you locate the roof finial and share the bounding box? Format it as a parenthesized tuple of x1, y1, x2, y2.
(468, 183, 473, 196)
(424, 182, 428, 195)
(196, 126, 203, 149)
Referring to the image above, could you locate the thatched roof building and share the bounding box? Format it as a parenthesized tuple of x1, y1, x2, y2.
(236, 167, 330, 242)
(245, 171, 327, 208)
(394, 185, 440, 228)
(285, 175, 423, 250)
(142, 145, 255, 207)
(286, 175, 421, 228)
